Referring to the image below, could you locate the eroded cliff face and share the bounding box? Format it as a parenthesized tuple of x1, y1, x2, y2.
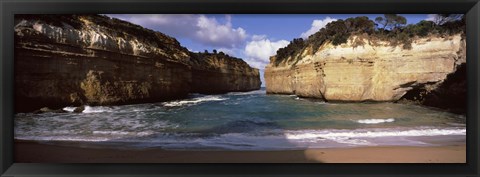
(190, 53, 261, 94)
(14, 15, 260, 112)
(265, 34, 466, 103)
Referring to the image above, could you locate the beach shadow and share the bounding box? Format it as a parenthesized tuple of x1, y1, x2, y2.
(88, 119, 325, 163)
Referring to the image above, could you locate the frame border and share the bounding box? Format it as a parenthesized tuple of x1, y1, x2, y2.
(1, 0, 479, 176)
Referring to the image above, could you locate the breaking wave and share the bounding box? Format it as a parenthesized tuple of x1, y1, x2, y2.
(357, 118, 395, 124)
(162, 95, 228, 107)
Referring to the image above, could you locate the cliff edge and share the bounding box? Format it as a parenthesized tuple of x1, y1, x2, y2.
(265, 16, 465, 113)
(14, 15, 261, 112)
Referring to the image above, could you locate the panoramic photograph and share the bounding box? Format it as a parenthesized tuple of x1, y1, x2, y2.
(13, 14, 466, 163)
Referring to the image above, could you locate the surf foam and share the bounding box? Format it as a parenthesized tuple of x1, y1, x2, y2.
(357, 118, 395, 124)
(284, 127, 466, 140)
(162, 95, 227, 107)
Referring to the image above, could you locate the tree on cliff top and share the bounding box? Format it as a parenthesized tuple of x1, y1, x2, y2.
(375, 14, 407, 31)
(273, 14, 464, 67)
(345, 16, 376, 34)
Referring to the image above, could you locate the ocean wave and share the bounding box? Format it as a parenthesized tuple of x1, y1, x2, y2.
(15, 126, 466, 150)
(357, 118, 395, 124)
(15, 136, 111, 142)
(284, 127, 466, 140)
(62, 107, 76, 112)
(62, 106, 114, 113)
(83, 106, 115, 113)
(162, 95, 227, 107)
(16, 130, 156, 142)
(227, 90, 265, 96)
(160, 127, 466, 149)
(92, 130, 154, 136)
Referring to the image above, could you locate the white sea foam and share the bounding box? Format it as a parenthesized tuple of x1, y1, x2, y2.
(284, 128, 466, 140)
(158, 127, 466, 149)
(92, 130, 154, 136)
(83, 106, 114, 113)
(357, 118, 395, 124)
(162, 95, 227, 107)
(15, 136, 111, 142)
(62, 107, 76, 112)
(63, 106, 115, 113)
(16, 130, 155, 142)
(14, 126, 466, 150)
(63, 105, 154, 114)
(227, 90, 265, 96)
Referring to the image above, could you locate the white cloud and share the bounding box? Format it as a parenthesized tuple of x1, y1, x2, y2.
(243, 59, 269, 70)
(107, 14, 287, 71)
(195, 15, 247, 48)
(300, 17, 337, 39)
(244, 35, 289, 69)
(106, 14, 247, 48)
(251, 34, 267, 41)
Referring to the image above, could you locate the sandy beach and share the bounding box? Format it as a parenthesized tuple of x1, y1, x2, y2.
(14, 140, 466, 163)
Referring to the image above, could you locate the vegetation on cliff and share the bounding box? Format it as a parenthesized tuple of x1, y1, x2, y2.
(190, 50, 253, 71)
(273, 14, 465, 67)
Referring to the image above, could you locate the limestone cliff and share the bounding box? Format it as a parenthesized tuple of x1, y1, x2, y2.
(265, 34, 466, 104)
(14, 15, 260, 112)
(190, 52, 261, 94)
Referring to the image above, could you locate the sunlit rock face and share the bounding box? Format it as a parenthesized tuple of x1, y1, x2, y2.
(14, 15, 260, 112)
(265, 34, 466, 103)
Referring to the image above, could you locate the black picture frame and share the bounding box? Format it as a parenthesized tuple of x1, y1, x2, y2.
(1, 0, 479, 176)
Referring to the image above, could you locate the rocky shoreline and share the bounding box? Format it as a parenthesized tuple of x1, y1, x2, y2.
(265, 17, 466, 114)
(14, 15, 261, 112)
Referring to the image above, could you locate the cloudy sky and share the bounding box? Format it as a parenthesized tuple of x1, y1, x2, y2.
(107, 14, 433, 86)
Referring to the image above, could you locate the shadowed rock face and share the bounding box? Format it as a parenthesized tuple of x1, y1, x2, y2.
(190, 53, 261, 94)
(265, 34, 466, 112)
(398, 63, 467, 114)
(14, 15, 260, 112)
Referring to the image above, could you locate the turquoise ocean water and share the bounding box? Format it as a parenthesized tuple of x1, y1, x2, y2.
(15, 88, 466, 150)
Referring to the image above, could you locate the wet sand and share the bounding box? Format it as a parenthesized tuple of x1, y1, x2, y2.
(14, 140, 466, 163)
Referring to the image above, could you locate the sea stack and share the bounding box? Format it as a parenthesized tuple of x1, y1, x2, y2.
(14, 15, 261, 112)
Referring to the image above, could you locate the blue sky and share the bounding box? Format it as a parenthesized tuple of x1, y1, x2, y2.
(107, 14, 434, 86)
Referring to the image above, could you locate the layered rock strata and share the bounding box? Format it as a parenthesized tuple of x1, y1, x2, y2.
(265, 35, 466, 103)
(190, 53, 261, 94)
(14, 15, 260, 112)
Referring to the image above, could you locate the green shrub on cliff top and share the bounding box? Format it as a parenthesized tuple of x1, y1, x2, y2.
(276, 16, 376, 65)
(273, 14, 465, 66)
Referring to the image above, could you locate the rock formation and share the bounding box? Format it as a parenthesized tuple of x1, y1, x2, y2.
(265, 16, 467, 113)
(266, 34, 465, 102)
(14, 15, 260, 112)
(190, 52, 261, 94)
(265, 28, 467, 115)
(398, 63, 466, 114)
